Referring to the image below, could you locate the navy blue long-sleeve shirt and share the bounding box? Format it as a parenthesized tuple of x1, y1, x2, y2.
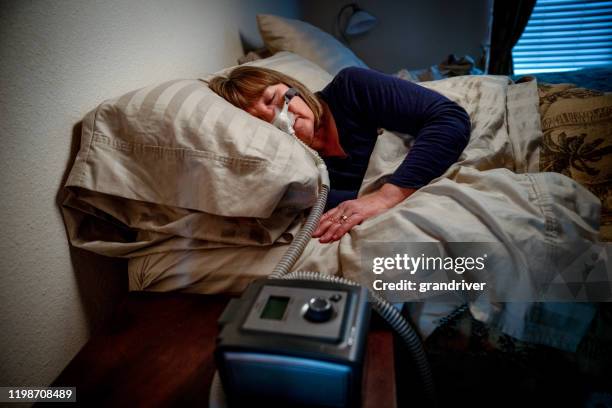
(316, 67, 471, 209)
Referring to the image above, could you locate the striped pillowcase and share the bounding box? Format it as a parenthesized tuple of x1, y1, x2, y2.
(63, 52, 332, 252)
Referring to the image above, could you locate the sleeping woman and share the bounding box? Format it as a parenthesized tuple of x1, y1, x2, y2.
(208, 66, 471, 243)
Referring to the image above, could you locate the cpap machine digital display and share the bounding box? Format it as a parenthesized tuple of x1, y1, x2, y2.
(215, 278, 371, 408)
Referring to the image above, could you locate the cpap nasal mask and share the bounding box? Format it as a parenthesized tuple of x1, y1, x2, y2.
(271, 88, 299, 136)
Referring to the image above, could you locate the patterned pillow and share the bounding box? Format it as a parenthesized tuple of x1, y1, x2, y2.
(537, 83, 612, 241)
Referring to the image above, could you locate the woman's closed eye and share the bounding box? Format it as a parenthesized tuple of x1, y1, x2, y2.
(267, 92, 278, 106)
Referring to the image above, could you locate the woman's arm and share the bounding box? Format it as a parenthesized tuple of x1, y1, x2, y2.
(345, 67, 471, 189)
(314, 68, 470, 243)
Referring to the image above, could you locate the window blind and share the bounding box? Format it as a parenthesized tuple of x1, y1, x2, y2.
(512, 0, 612, 74)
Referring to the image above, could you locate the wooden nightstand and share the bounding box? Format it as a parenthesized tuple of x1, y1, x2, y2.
(49, 292, 396, 407)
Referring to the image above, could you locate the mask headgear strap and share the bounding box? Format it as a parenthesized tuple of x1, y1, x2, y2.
(284, 88, 299, 102)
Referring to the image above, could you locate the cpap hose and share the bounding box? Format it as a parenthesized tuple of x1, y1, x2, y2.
(209, 372, 226, 408)
(280, 270, 437, 406)
(269, 91, 330, 279)
(267, 139, 436, 403)
(269, 182, 328, 279)
(211, 90, 436, 407)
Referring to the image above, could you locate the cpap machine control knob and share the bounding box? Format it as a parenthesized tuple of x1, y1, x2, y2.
(304, 296, 334, 322)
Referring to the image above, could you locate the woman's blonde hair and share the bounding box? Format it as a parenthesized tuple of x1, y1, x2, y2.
(207, 66, 324, 129)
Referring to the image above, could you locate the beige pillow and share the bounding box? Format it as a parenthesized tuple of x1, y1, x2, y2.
(126, 52, 337, 290)
(63, 52, 333, 257)
(257, 14, 368, 76)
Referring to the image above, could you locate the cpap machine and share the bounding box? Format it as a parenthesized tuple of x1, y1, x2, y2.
(209, 89, 436, 408)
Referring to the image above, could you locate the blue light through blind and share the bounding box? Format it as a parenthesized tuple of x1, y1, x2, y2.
(512, 0, 612, 74)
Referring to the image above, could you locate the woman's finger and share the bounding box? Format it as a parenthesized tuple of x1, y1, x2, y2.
(330, 213, 364, 241)
(318, 218, 345, 243)
(313, 217, 334, 237)
(314, 207, 341, 237)
(319, 210, 333, 220)
(315, 202, 359, 241)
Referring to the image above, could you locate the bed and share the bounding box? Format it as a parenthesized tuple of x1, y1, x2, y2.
(60, 14, 611, 400)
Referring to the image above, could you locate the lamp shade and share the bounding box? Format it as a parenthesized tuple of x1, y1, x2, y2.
(345, 9, 377, 36)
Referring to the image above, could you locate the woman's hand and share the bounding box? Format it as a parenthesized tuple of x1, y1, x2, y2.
(313, 184, 416, 243)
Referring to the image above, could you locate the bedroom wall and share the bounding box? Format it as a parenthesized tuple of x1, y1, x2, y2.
(0, 0, 300, 388)
(300, 0, 492, 74)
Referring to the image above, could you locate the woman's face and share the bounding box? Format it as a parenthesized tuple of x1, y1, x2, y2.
(246, 83, 319, 148)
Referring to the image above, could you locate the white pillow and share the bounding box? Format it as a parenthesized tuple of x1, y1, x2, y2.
(257, 14, 368, 76)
